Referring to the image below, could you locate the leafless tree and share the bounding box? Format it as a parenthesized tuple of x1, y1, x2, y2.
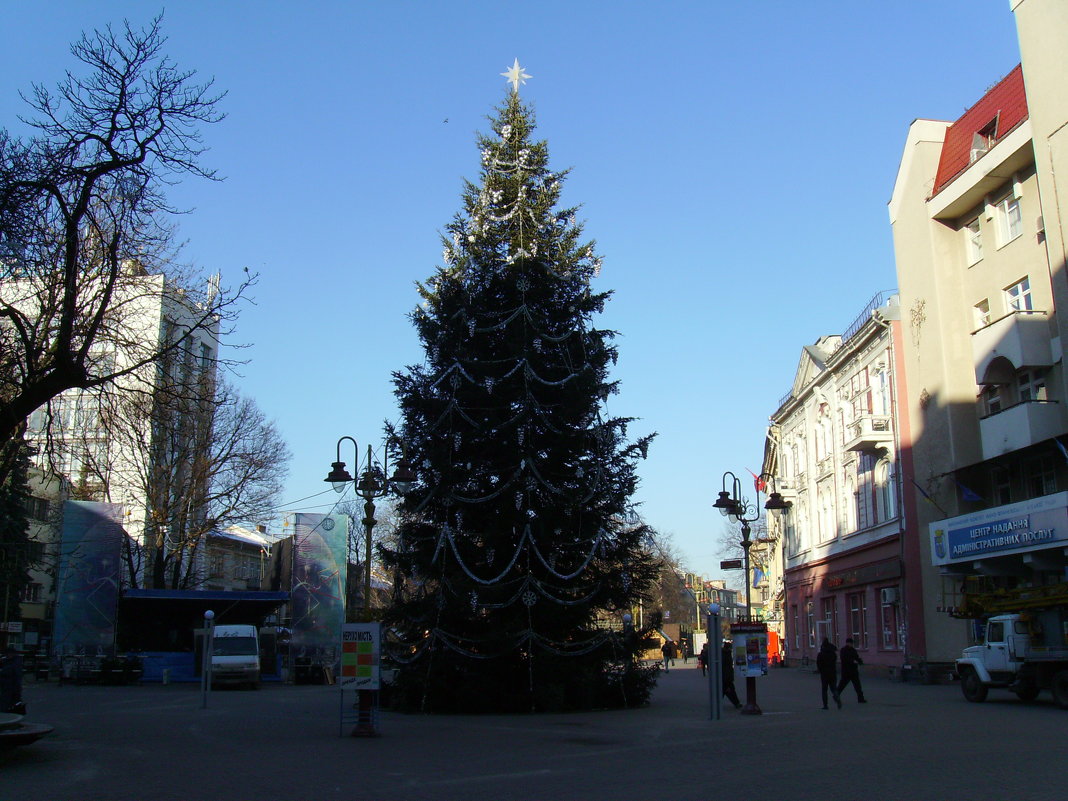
(85, 377, 290, 590)
(639, 526, 699, 628)
(0, 15, 251, 482)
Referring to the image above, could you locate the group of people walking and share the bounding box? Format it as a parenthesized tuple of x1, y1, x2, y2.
(816, 636, 866, 709)
(666, 634, 869, 714)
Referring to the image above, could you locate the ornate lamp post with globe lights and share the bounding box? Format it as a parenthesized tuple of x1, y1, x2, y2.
(713, 471, 791, 715)
(324, 437, 416, 622)
(324, 437, 415, 737)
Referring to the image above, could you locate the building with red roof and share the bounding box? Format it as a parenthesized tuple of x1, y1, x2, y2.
(887, 0, 1068, 671)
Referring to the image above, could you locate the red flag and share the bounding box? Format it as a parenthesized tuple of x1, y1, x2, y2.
(747, 468, 767, 493)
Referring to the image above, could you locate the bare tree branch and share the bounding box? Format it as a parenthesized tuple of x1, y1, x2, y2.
(0, 15, 249, 482)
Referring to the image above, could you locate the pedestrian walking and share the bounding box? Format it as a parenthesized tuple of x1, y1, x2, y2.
(836, 637, 867, 703)
(722, 640, 742, 709)
(816, 638, 841, 710)
(698, 642, 708, 676)
(660, 640, 673, 673)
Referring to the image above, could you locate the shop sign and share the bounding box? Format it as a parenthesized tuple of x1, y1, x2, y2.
(826, 558, 901, 589)
(929, 491, 1068, 566)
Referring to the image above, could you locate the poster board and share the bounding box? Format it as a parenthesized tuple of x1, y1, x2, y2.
(729, 621, 768, 679)
(340, 622, 380, 690)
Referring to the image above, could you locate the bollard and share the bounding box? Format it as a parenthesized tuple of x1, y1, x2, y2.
(162, 668, 170, 685)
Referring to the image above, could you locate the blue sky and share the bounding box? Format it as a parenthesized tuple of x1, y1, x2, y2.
(1, 2, 1023, 579)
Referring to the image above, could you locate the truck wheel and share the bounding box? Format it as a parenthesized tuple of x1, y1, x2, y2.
(1014, 682, 1040, 702)
(1052, 670, 1068, 709)
(961, 669, 988, 703)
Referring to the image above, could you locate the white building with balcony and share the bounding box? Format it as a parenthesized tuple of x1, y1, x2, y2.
(764, 293, 915, 672)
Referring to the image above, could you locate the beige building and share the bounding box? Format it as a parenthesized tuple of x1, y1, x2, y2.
(887, 0, 1068, 665)
(764, 293, 912, 671)
(201, 525, 274, 593)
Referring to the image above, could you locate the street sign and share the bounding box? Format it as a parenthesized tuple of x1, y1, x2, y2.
(720, 559, 743, 570)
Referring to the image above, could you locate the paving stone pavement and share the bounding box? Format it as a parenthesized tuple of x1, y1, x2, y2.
(3, 662, 1066, 801)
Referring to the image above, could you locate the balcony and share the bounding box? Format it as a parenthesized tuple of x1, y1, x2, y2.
(972, 311, 1053, 385)
(980, 400, 1065, 460)
(844, 414, 894, 453)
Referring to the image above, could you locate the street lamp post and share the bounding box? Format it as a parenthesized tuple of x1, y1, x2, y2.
(713, 471, 791, 715)
(324, 436, 415, 738)
(324, 436, 415, 622)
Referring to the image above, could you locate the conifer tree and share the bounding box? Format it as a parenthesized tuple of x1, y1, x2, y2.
(384, 73, 659, 713)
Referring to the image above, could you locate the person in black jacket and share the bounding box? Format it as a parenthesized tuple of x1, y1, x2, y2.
(816, 638, 841, 710)
(722, 641, 742, 709)
(836, 637, 867, 703)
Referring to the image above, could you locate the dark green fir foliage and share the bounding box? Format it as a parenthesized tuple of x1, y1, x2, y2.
(383, 92, 659, 713)
(0, 437, 33, 625)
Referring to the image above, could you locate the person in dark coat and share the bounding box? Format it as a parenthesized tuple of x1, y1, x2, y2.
(816, 638, 841, 710)
(836, 637, 866, 703)
(698, 642, 708, 676)
(660, 640, 673, 672)
(1, 646, 24, 714)
(722, 640, 742, 709)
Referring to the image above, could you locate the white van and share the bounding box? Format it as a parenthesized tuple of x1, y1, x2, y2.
(211, 624, 260, 688)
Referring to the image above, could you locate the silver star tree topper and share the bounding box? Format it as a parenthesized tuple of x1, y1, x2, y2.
(501, 59, 531, 94)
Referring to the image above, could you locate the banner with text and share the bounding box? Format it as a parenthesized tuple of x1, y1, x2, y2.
(929, 491, 1068, 566)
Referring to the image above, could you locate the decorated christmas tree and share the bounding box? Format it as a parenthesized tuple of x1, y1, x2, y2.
(383, 63, 658, 713)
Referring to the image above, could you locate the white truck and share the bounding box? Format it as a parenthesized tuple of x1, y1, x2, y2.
(956, 611, 1068, 707)
(210, 624, 261, 688)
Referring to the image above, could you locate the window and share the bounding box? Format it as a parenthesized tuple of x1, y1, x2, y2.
(1017, 369, 1047, 402)
(875, 459, 896, 521)
(1005, 277, 1032, 312)
(855, 455, 875, 530)
(807, 604, 816, 648)
(209, 553, 224, 578)
(1026, 455, 1057, 497)
(991, 466, 1012, 506)
(965, 217, 983, 264)
(25, 540, 45, 563)
(974, 299, 990, 329)
(880, 596, 899, 649)
(987, 620, 1004, 643)
(23, 496, 51, 521)
(20, 583, 42, 603)
(848, 592, 868, 649)
(820, 597, 839, 643)
(996, 192, 1023, 246)
(844, 474, 857, 533)
(792, 605, 800, 650)
(981, 385, 1003, 416)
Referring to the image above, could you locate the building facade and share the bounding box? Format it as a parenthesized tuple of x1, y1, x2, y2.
(886, 0, 1068, 666)
(23, 268, 220, 590)
(765, 293, 917, 671)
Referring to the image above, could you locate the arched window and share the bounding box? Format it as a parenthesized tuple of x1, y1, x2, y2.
(875, 458, 896, 521)
(844, 473, 857, 533)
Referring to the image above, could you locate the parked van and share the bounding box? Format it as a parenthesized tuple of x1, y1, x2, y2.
(211, 624, 260, 688)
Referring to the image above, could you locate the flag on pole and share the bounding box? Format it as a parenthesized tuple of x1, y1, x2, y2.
(909, 477, 948, 516)
(747, 468, 767, 493)
(751, 566, 764, 588)
(954, 480, 982, 502)
(1055, 437, 1068, 465)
